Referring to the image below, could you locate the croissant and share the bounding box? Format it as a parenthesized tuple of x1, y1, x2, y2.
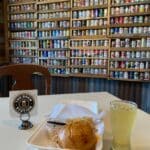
(57, 117, 97, 150)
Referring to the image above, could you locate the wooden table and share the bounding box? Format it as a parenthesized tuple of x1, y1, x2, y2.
(0, 92, 150, 150)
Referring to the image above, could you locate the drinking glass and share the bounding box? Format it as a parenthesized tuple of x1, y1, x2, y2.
(110, 100, 137, 150)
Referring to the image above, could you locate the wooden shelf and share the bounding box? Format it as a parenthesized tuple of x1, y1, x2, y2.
(8, 0, 35, 6)
(72, 17, 107, 21)
(9, 19, 36, 22)
(9, 39, 37, 41)
(70, 57, 108, 59)
(109, 77, 150, 82)
(51, 74, 70, 77)
(37, 8, 70, 13)
(9, 47, 37, 50)
(111, 1, 150, 7)
(110, 12, 150, 17)
(110, 58, 150, 61)
(70, 38, 109, 41)
(37, 0, 70, 4)
(10, 55, 38, 58)
(72, 4, 108, 10)
(46, 65, 66, 68)
(70, 73, 108, 78)
(37, 17, 70, 22)
(109, 68, 150, 72)
(9, 10, 36, 14)
(70, 65, 107, 68)
(10, 28, 37, 31)
(38, 48, 69, 51)
(37, 27, 69, 31)
(38, 36, 70, 40)
(70, 46, 109, 49)
(9, 38, 37, 40)
(110, 23, 150, 28)
(39, 57, 68, 60)
(71, 35, 107, 39)
(110, 47, 150, 51)
(109, 34, 149, 38)
(71, 26, 108, 30)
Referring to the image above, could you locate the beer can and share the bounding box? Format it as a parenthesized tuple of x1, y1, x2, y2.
(111, 41, 116, 47)
(133, 27, 139, 34)
(143, 27, 148, 34)
(147, 38, 150, 47)
(131, 40, 136, 48)
(111, 8, 115, 15)
(131, 51, 135, 58)
(125, 38, 130, 47)
(116, 38, 120, 47)
(146, 51, 150, 58)
(111, 18, 115, 24)
(119, 27, 124, 34)
(124, 17, 129, 23)
(124, 72, 128, 79)
(140, 62, 144, 69)
(141, 38, 146, 47)
(145, 62, 149, 69)
(114, 61, 119, 68)
(126, 51, 131, 58)
(111, 52, 115, 58)
(141, 51, 146, 58)
(144, 16, 148, 23)
(134, 16, 138, 23)
(144, 72, 150, 80)
(128, 27, 133, 34)
(134, 72, 139, 80)
(119, 16, 124, 24)
(115, 51, 120, 58)
(139, 5, 144, 13)
(119, 72, 123, 78)
(110, 71, 114, 77)
(136, 51, 141, 58)
(137, 40, 141, 47)
(135, 62, 140, 69)
(145, 4, 149, 12)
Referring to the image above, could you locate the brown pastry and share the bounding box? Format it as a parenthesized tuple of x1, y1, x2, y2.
(57, 117, 97, 150)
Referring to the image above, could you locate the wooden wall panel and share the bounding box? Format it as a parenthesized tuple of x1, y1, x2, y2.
(50, 77, 146, 110)
(0, 76, 149, 113)
(117, 81, 142, 108)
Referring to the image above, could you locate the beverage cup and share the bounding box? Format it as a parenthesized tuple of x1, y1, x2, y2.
(110, 100, 137, 150)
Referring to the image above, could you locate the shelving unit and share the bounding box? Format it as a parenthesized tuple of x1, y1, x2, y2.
(6, 0, 150, 81)
(36, 0, 70, 76)
(8, 0, 38, 64)
(70, 0, 109, 78)
(0, 0, 6, 64)
(109, 0, 150, 81)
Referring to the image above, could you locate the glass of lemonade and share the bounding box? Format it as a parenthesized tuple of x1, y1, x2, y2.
(110, 100, 137, 150)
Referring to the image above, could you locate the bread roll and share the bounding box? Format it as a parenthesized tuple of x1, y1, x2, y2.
(57, 117, 97, 150)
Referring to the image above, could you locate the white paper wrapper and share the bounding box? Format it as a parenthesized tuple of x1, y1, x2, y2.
(47, 103, 105, 135)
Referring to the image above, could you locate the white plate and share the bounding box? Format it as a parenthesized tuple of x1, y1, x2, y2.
(27, 121, 103, 150)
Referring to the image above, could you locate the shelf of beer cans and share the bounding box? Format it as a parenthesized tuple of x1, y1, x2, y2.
(69, 38, 109, 77)
(8, 0, 38, 67)
(7, 0, 150, 81)
(109, 0, 150, 81)
(8, 0, 36, 5)
(36, 0, 71, 75)
(70, 0, 109, 78)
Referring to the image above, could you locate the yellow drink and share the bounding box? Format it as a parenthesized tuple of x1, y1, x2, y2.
(110, 100, 137, 150)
